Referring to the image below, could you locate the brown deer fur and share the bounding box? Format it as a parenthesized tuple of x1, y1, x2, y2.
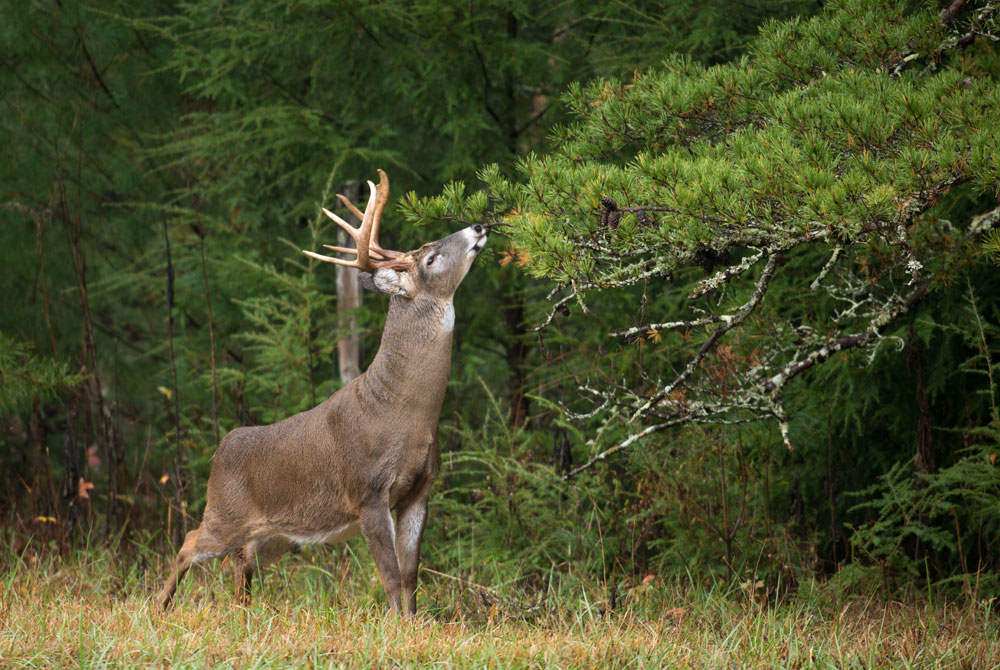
(157, 176, 487, 615)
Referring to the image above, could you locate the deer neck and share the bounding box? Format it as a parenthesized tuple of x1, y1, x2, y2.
(353, 294, 455, 419)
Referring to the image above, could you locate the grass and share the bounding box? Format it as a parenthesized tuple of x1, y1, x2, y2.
(2, 539, 999, 669)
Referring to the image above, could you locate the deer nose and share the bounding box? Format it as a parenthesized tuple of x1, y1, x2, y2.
(473, 224, 484, 235)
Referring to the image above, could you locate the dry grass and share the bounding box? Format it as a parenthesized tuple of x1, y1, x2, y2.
(2, 545, 999, 669)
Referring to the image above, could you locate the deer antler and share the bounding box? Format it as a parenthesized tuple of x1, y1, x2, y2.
(303, 169, 405, 271)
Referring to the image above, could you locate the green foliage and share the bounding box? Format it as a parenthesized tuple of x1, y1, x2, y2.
(850, 454, 1000, 590)
(848, 284, 1000, 595)
(405, 0, 1000, 595)
(0, 334, 79, 414)
(221, 254, 338, 423)
(425, 382, 823, 590)
(982, 228, 1000, 265)
(409, 0, 1000, 467)
(429, 383, 592, 578)
(6, 0, 1000, 605)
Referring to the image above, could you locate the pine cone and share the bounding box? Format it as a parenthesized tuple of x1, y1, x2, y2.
(600, 197, 620, 231)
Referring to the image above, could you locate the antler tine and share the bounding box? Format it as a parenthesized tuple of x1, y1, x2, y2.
(333, 173, 391, 243)
(333, 170, 403, 260)
(303, 170, 406, 269)
(335, 194, 365, 221)
(320, 207, 357, 237)
(367, 169, 403, 260)
(323, 169, 403, 259)
(306, 180, 378, 270)
(322, 244, 386, 261)
(370, 169, 390, 252)
(352, 179, 378, 270)
(322, 180, 376, 241)
(302, 249, 359, 267)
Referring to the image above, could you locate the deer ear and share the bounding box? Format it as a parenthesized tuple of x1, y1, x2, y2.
(366, 268, 413, 298)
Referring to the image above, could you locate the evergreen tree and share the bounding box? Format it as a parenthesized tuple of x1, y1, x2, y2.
(1, 0, 815, 541)
(412, 0, 1000, 463)
(1, 0, 181, 533)
(140, 0, 823, 429)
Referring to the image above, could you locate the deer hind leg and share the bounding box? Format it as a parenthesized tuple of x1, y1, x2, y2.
(158, 526, 227, 611)
(232, 544, 254, 606)
(232, 536, 293, 606)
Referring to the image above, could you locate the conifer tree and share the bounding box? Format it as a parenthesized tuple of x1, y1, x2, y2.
(1, 0, 815, 533)
(409, 0, 1000, 468)
(138, 0, 819, 429)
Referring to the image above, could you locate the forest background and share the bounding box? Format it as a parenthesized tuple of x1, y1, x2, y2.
(2, 0, 1000, 617)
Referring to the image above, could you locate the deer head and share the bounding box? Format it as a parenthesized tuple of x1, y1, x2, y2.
(304, 169, 486, 304)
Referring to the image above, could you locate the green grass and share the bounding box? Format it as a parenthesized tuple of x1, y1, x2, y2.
(2, 540, 999, 669)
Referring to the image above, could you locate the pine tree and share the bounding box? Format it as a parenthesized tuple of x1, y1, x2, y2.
(410, 0, 1000, 468)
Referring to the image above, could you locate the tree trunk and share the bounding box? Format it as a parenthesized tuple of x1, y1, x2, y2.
(907, 328, 934, 487)
(336, 181, 363, 384)
(503, 11, 531, 428)
(506, 298, 529, 427)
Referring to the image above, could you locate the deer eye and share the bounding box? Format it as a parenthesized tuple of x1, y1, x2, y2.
(426, 255, 436, 266)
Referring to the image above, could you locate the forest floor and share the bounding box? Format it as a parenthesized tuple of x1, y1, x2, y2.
(2, 543, 999, 669)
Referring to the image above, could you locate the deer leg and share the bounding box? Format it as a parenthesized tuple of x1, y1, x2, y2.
(158, 526, 227, 610)
(394, 496, 428, 616)
(360, 506, 403, 614)
(232, 536, 293, 606)
(232, 544, 254, 606)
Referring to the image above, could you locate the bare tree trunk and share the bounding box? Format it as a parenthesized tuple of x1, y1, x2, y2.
(63, 403, 81, 548)
(907, 327, 934, 488)
(163, 217, 185, 546)
(194, 199, 221, 447)
(336, 181, 363, 384)
(56, 136, 119, 536)
(502, 12, 531, 428)
(506, 299, 529, 427)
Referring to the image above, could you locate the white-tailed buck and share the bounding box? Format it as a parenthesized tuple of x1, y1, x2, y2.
(158, 170, 487, 614)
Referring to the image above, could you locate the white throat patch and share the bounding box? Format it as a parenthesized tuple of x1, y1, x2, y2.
(441, 300, 455, 332)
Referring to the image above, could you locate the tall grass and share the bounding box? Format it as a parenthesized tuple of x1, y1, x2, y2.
(2, 537, 999, 669)
(5, 371, 1000, 667)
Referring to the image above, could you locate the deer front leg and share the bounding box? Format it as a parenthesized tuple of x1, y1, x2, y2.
(395, 496, 428, 616)
(360, 506, 403, 614)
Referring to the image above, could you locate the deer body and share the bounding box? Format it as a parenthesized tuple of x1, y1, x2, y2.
(158, 172, 486, 614)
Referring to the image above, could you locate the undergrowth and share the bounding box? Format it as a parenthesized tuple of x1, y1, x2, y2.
(2, 538, 999, 669)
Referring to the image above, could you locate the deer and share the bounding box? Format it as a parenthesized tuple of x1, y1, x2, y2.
(157, 169, 487, 615)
